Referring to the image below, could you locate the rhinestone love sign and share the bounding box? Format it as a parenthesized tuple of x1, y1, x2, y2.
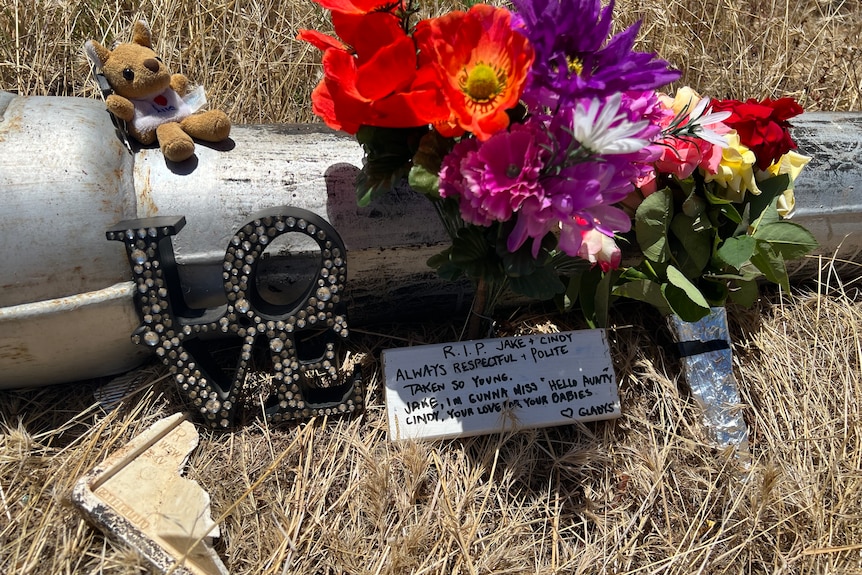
(106, 207, 362, 429)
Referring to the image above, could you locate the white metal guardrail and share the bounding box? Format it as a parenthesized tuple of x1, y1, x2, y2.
(1, 92, 859, 387)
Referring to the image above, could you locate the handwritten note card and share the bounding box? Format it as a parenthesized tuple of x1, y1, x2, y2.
(383, 329, 620, 441)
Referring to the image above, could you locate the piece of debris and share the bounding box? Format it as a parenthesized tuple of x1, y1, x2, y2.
(93, 367, 157, 412)
(72, 413, 228, 575)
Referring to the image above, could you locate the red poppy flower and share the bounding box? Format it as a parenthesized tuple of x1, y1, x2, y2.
(312, 0, 403, 15)
(415, 5, 534, 141)
(297, 12, 449, 134)
(710, 97, 803, 169)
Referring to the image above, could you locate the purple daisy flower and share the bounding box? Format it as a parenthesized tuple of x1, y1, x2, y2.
(507, 158, 635, 258)
(505, 95, 664, 258)
(511, 0, 681, 109)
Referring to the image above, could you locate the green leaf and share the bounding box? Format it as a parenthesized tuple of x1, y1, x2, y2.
(676, 176, 697, 196)
(640, 258, 666, 281)
(435, 260, 464, 282)
(407, 165, 439, 199)
(548, 251, 590, 276)
(704, 188, 734, 205)
(751, 199, 780, 233)
(412, 130, 453, 176)
(355, 164, 409, 207)
(752, 221, 819, 260)
(578, 267, 602, 328)
(663, 283, 711, 322)
(619, 267, 652, 281)
(700, 278, 729, 306)
(692, 212, 713, 232)
(635, 188, 672, 263)
(509, 266, 565, 301)
(751, 240, 790, 292)
(715, 235, 757, 269)
(681, 191, 707, 219)
(450, 227, 489, 265)
(500, 238, 546, 277)
(557, 273, 582, 311)
(732, 202, 751, 237)
(666, 265, 711, 310)
(502, 252, 537, 277)
(449, 226, 502, 281)
(729, 278, 760, 307)
(706, 262, 762, 281)
(613, 279, 672, 316)
(663, 264, 711, 321)
(718, 202, 743, 225)
(426, 250, 449, 270)
(427, 249, 463, 282)
(747, 174, 791, 222)
(670, 213, 712, 276)
(668, 235, 701, 280)
(355, 125, 427, 206)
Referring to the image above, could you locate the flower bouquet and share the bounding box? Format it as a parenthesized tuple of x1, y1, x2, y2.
(298, 0, 818, 337)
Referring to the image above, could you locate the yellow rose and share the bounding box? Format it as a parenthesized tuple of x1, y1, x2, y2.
(757, 150, 811, 217)
(660, 86, 703, 115)
(704, 131, 760, 202)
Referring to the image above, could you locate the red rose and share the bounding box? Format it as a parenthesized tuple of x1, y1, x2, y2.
(710, 97, 803, 169)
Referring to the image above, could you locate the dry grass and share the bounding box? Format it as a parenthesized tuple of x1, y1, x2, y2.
(3, 0, 862, 573)
(614, 0, 862, 111)
(2, 265, 862, 574)
(0, 0, 475, 123)
(2, 0, 861, 121)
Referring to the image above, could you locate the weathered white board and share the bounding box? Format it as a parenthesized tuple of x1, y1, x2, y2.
(71, 413, 227, 575)
(383, 329, 620, 441)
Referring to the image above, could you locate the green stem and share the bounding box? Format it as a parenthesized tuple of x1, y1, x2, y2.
(466, 275, 508, 341)
(467, 276, 489, 341)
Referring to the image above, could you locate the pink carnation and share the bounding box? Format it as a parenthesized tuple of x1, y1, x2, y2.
(439, 124, 551, 226)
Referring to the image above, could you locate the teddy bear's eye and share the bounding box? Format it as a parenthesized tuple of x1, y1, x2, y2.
(123, 68, 134, 81)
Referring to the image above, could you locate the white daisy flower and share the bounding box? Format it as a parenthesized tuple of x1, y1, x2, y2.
(573, 93, 651, 155)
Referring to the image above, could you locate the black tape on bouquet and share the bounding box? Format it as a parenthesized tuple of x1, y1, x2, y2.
(675, 338, 731, 358)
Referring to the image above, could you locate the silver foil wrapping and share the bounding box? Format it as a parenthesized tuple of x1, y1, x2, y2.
(667, 307, 750, 457)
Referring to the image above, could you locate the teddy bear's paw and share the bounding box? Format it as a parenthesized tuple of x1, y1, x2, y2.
(182, 111, 231, 142)
(105, 94, 136, 122)
(157, 123, 195, 162)
(209, 111, 232, 141)
(162, 139, 196, 162)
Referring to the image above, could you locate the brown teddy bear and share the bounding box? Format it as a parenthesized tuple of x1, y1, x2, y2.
(85, 20, 231, 162)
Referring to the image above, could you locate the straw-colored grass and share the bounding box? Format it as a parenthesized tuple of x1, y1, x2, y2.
(2, 0, 861, 122)
(3, 0, 862, 573)
(2, 268, 861, 574)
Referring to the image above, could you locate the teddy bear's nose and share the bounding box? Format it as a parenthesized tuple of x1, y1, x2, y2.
(143, 58, 160, 73)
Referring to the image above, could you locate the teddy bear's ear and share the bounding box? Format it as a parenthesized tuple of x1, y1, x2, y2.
(131, 19, 153, 49)
(84, 40, 110, 67)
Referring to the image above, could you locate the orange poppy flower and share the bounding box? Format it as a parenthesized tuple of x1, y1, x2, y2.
(416, 5, 534, 141)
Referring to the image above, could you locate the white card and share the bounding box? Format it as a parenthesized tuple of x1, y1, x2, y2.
(383, 329, 620, 441)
